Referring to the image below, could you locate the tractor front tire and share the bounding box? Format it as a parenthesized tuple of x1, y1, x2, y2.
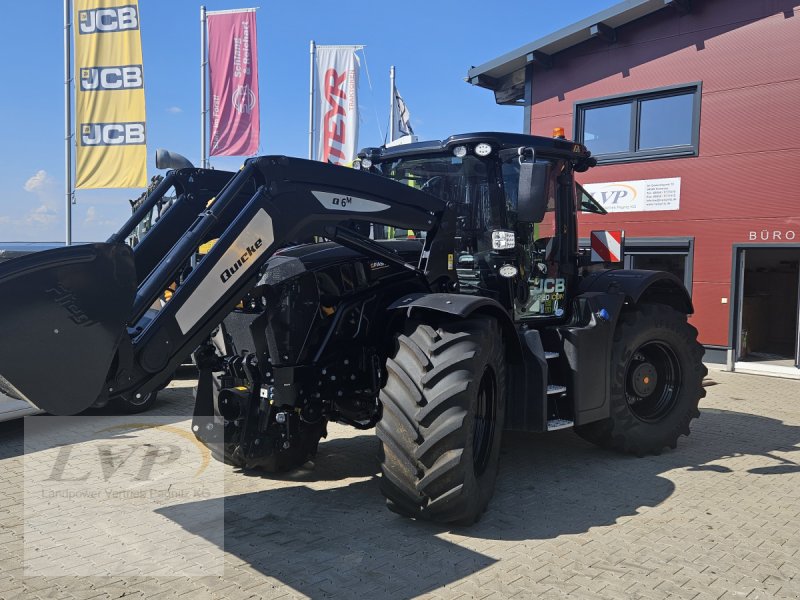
(377, 317, 505, 525)
(575, 303, 706, 455)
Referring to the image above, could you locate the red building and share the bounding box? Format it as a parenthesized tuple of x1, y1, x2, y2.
(468, 0, 800, 377)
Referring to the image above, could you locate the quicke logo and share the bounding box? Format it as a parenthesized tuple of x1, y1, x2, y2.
(220, 238, 263, 283)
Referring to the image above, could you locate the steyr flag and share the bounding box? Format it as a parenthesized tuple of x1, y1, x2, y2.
(208, 9, 260, 157)
(74, 1, 147, 189)
(315, 47, 359, 165)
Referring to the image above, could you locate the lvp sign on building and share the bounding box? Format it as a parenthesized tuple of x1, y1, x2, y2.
(583, 178, 681, 213)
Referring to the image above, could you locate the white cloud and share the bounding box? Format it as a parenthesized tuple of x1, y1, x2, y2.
(85, 206, 98, 224)
(24, 170, 55, 193)
(84, 205, 115, 227)
(166, 106, 183, 114)
(26, 204, 57, 226)
(21, 169, 59, 230)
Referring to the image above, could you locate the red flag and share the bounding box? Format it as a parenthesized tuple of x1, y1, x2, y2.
(208, 10, 260, 156)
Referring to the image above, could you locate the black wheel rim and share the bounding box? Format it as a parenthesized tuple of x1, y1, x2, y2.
(128, 392, 152, 407)
(473, 367, 497, 477)
(625, 341, 682, 423)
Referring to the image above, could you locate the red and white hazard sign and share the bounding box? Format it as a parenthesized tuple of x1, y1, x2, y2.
(590, 230, 624, 263)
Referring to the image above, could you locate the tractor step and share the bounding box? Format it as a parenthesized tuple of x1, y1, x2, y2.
(544, 351, 559, 359)
(546, 418, 574, 431)
(547, 384, 567, 395)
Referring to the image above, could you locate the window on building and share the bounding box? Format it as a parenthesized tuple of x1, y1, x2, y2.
(579, 237, 694, 295)
(575, 84, 700, 164)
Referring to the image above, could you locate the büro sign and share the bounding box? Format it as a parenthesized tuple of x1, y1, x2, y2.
(748, 229, 798, 241)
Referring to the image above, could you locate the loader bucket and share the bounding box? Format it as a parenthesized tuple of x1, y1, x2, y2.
(0, 243, 136, 415)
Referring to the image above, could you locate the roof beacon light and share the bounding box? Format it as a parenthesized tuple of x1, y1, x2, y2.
(474, 142, 492, 157)
(453, 145, 468, 158)
(553, 127, 566, 139)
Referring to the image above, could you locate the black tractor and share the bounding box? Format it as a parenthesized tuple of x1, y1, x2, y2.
(0, 132, 706, 524)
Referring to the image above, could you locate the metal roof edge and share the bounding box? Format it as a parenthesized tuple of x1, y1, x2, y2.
(467, 0, 673, 87)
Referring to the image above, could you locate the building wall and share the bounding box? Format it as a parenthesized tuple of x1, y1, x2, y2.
(528, 0, 800, 347)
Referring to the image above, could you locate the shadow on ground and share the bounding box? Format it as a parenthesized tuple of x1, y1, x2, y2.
(157, 406, 800, 599)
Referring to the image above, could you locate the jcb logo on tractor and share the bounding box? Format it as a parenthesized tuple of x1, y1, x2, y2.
(531, 278, 566, 294)
(78, 5, 139, 34)
(81, 122, 146, 146)
(80, 65, 143, 91)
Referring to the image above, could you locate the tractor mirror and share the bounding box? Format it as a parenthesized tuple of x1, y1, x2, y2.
(517, 160, 551, 223)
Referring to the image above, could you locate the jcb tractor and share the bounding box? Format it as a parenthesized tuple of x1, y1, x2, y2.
(0, 132, 705, 524)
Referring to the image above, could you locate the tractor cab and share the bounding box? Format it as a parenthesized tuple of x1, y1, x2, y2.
(357, 132, 603, 322)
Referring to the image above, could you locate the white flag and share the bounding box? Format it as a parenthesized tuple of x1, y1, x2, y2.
(392, 88, 414, 140)
(315, 47, 360, 165)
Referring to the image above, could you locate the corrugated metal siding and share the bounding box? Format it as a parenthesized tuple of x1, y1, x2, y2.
(529, 0, 800, 347)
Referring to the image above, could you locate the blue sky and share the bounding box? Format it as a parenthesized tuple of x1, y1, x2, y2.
(0, 0, 618, 242)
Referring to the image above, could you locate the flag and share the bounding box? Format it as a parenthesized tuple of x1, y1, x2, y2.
(74, 1, 147, 189)
(392, 88, 414, 140)
(315, 47, 359, 165)
(208, 9, 260, 157)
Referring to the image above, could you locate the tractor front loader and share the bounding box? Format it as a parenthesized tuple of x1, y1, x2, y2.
(0, 133, 706, 524)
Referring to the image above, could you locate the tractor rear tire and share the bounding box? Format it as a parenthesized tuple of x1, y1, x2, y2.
(575, 303, 706, 455)
(377, 317, 505, 525)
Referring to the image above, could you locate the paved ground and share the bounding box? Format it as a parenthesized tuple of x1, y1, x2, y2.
(1, 368, 799, 599)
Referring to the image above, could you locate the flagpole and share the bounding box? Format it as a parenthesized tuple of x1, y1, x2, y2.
(64, 0, 72, 245)
(200, 5, 208, 168)
(308, 40, 316, 160)
(389, 65, 395, 144)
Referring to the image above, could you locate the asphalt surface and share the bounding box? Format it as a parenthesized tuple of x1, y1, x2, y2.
(1, 367, 799, 599)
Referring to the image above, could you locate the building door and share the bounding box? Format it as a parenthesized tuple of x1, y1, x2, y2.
(735, 247, 800, 369)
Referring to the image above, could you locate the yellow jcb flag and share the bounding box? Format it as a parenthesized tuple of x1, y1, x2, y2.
(74, 0, 147, 188)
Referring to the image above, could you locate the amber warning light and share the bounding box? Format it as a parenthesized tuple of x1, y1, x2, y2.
(552, 127, 566, 139)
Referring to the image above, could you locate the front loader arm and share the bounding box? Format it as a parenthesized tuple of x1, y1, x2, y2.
(0, 156, 451, 415)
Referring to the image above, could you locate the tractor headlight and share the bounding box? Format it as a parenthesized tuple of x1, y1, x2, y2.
(453, 145, 468, 158)
(361, 158, 373, 169)
(499, 264, 518, 278)
(352, 159, 362, 170)
(474, 142, 492, 157)
(491, 230, 515, 250)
